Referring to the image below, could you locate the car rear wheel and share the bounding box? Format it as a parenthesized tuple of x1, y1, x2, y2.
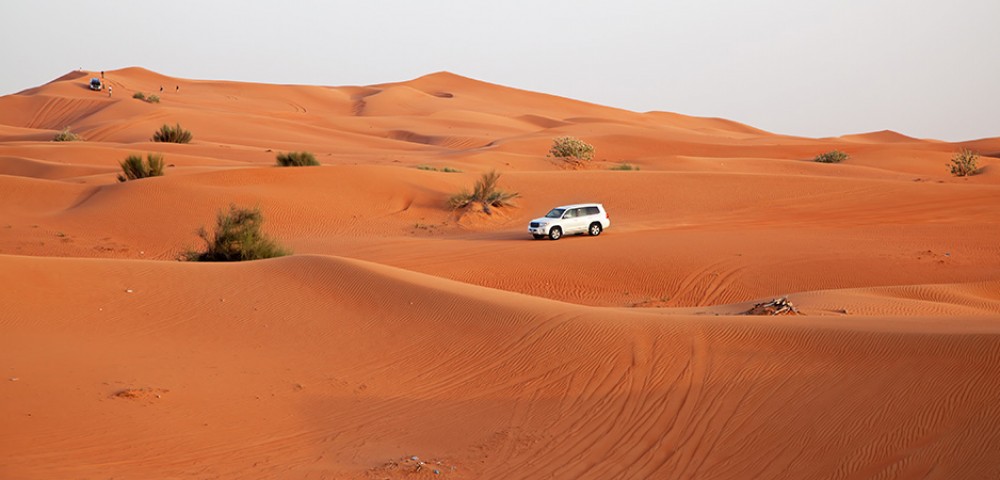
(549, 226, 563, 240)
(588, 222, 603, 236)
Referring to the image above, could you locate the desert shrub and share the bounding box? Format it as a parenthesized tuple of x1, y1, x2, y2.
(548, 136, 595, 165)
(610, 162, 639, 171)
(116, 153, 165, 182)
(814, 150, 849, 163)
(52, 127, 81, 142)
(134, 92, 159, 103)
(948, 149, 980, 177)
(417, 165, 462, 173)
(182, 205, 290, 262)
(448, 170, 519, 214)
(152, 123, 193, 144)
(275, 151, 319, 167)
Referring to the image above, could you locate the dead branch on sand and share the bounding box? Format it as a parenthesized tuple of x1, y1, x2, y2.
(745, 297, 800, 316)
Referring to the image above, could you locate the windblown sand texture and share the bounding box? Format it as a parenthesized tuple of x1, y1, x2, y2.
(2, 68, 999, 479)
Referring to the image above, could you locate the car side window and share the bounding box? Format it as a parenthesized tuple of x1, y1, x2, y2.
(585, 206, 599, 216)
(564, 209, 576, 218)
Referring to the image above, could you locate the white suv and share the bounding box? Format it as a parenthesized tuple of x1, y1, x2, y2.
(528, 203, 610, 240)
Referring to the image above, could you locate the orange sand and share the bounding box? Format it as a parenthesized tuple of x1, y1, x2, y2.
(1, 67, 999, 479)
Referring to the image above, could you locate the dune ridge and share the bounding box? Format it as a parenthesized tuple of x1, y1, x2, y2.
(1, 67, 998, 479)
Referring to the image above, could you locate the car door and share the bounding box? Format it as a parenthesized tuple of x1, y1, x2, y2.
(566, 208, 587, 234)
(582, 206, 601, 229)
(574, 207, 595, 233)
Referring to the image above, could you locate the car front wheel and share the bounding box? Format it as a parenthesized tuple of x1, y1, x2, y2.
(549, 226, 563, 240)
(588, 222, 603, 236)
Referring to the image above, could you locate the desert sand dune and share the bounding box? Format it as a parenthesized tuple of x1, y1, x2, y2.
(1, 67, 999, 479)
(2, 255, 1000, 479)
(0, 155, 112, 180)
(836, 130, 929, 144)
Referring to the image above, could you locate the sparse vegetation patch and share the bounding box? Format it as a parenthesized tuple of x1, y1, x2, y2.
(417, 165, 462, 173)
(276, 151, 320, 167)
(152, 123, 193, 144)
(52, 127, 81, 142)
(814, 150, 849, 163)
(133, 92, 160, 103)
(448, 171, 519, 214)
(610, 163, 639, 171)
(112, 387, 169, 402)
(548, 136, 595, 166)
(182, 205, 290, 262)
(117, 153, 165, 182)
(948, 148, 980, 177)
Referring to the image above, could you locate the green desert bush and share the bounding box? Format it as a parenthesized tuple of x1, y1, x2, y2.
(52, 127, 81, 142)
(948, 149, 980, 177)
(182, 205, 290, 262)
(132, 91, 146, 100)
(814, 150, 849, 163)
(448, 170, 519, 214)
(442, 167, 462, 173)
(275, 151, 319, 167)
(152, 123, 193, 144)
(116, 153, 165, 182)
(548, 136, 595, 165)
(610, 162, 639, 171)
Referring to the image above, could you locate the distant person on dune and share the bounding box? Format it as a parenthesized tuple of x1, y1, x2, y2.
(108, 86, 112, 98)
(175, 85, 179, 93)
(101, 70, 104, 78)
(160, 85, 164, 93)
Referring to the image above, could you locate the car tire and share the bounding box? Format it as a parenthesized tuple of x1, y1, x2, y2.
(532, 234, 545, 240)
(588, 222, 603, 236)
(549, 226, 563, 241)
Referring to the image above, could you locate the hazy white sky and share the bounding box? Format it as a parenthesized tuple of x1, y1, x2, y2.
(2, 0, 997, 141)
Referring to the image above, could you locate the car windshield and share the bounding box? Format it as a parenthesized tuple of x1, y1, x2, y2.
(544, 208, 565, 219)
